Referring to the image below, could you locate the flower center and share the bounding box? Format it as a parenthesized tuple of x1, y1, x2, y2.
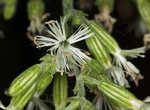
(60, 40, 69, 47)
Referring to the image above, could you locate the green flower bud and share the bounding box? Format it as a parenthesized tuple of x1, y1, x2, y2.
(27, 0, 45, 20)
(86, 20, 119, 53)
(8, 64, 41, 96)
(35, 72, 52, 97)
(3, 0, 17, 19)
(35, 56, 56, 97)
(63, 0, 73, 15)
(95, 0, 114, 13)
(8, 83, 36, 110)
(86, 32, 112, 69)
(98, 81, 144, 110)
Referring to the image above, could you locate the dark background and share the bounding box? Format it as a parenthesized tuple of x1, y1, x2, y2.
(0, 0, 150, 106)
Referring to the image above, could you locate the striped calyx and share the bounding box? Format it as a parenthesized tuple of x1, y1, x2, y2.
(8, 64, 41, 96)
(35, 61, 56, 96)
(7, 83, 36, 110)
(86, 33, 112, 69)
(53, 73, 68, 110)
(98, 81, 144, 110)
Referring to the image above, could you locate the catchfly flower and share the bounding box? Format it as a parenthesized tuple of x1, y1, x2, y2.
(113, 47, 145, 86)
(35, 17, 94, 74)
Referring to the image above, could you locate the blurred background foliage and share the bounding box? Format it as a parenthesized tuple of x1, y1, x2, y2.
(0, 0, 150, 106)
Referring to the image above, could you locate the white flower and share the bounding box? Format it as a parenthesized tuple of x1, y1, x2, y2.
(35, 17, 94, 73)
(113, 47, 145, 85)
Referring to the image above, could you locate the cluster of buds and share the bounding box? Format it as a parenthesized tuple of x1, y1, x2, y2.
(84, 19, 145, 87)
(78, 68, 146, 110)
(0, 55, 56, 110)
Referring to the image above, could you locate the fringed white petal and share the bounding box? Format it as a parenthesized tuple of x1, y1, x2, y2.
(68, 25, 94, 44)
(0, 101, 6, 109)
(47, 17, 66, 41)
(106, 66, 129, 88)
(36, 36, 58, 47)
(48, 44, 60, 56)
(115, 53, 139, 74)
(121, 47, 145, 58)
(114, 47, 142, 86)
(69, 46, 91, 63)
(60, 17, 66, 40)
(36, 36, 58, 43)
